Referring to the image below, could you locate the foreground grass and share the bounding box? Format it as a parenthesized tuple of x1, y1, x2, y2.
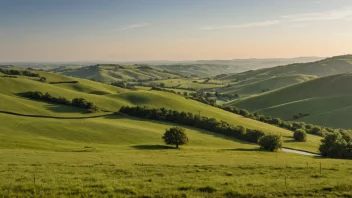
(0, 147, 351, 198)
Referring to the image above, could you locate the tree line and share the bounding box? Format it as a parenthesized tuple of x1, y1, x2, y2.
(0, 68, 40, 77)
(20, 91, 99, 112)
(119, 106, 351, 158)
(118, 106, 282, 151)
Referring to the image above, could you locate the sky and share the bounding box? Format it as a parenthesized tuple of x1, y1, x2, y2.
(0, 0, 352, 62)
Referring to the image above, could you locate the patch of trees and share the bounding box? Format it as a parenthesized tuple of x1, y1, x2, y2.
(49, 81, 79, 84)
(215, 91, 239, 101)
(119, 106, 281, 151)
(293, 113, 310, 120)
(0, 68, 40, 77)
(20, 91, 99, 112)
(111, 81, 136, 89)
(319, 132, 352, 159)
(187, 98, 334, 138)
(138, 82, 197, 91)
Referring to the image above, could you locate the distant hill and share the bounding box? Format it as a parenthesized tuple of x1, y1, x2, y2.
(50, 64, 184, 83)
(229, 73, 352, 129)
(155, 57, 323, 77)
(217, 55, 352, 81)
(213, 55, 352, 97)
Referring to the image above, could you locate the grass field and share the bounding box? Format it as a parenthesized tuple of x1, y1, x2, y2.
(0, 112, 351, 197)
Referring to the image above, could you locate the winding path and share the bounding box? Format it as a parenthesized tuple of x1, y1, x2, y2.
(282, 147, 320, 156)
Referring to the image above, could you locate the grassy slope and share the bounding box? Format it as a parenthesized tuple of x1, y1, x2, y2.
(145, 78, 224, 89)
(230, 73, 352, 128)
(217, 74, 317, 97)
(0, 71, 321, 152)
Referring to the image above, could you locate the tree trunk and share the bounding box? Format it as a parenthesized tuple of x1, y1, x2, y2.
(176, 144, 179, 149)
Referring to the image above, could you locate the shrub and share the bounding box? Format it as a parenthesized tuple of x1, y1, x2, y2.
(258, 134, 283, 151)
(39, 77, 47, 82)
(239, 109, 250, 117)
(162, 127, 189, 148)
(293, 129, 307, 142)
(245, 129, 265, 143)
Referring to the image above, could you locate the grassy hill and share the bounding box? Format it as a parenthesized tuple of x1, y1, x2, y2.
(1, 69, 351, 197)
(0, 69, 323, 152)
(229, 73, 352, 129)
(211, 55, 352, 97)
(51, 64, 183, 83)
(216, 74, 317, 97)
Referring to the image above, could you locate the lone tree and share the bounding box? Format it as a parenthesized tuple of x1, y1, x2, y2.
(293, 129, 307, 142)
(162, 126, 189, 148)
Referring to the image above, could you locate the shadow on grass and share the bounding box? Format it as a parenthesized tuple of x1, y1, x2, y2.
(45, 105, 90, 114)
(284, 139, 297, 143)
(131, 145, 176, 150)
(221, 148, 268, 152)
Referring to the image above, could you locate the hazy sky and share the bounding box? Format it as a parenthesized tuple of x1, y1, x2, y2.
(1, 0, 352, 61)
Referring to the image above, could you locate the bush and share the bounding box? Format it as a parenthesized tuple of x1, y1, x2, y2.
(239, 109, 250, 117)
(258, 134, 282, 151)
(162, 127, 189, 148)
(245, 129, 265, 143)
(293, 129, 307, 142)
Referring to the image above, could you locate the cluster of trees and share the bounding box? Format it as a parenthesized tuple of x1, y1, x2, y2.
(119, 106, 282, 151)
(20, 91, 98, 112)
(293, 112, 310, 120)
(319, 132, 352, 159)
(139, 82, 197, 91)
(219, 106, 331, 137)
(0, 68, 40, 77)
(111, 81, 136, 89)
(214, 91, 239, 101)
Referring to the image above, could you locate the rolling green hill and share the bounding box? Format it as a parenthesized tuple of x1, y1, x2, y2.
(1, 68, 352, 197)
(0, 69, 322, 152)
(216, 74, 317, 97)
(229, 73, 352, 129)
(51, 64, 183, 83)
